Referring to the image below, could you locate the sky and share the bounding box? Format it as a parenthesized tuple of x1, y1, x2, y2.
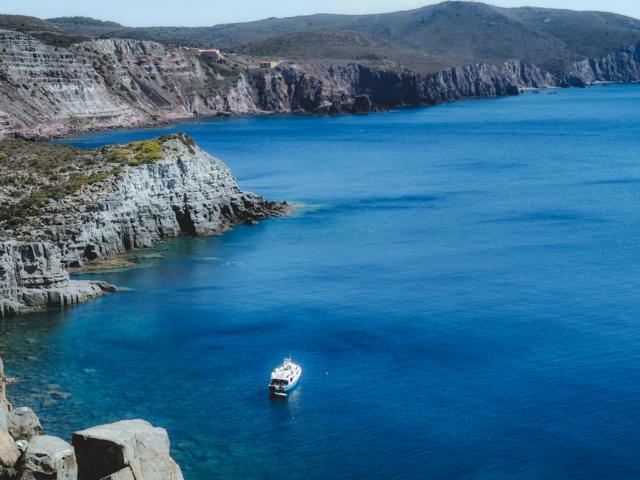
(1, 0, 639, 27)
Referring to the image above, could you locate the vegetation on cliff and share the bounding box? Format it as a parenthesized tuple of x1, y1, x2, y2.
(0, 136, 191, 229)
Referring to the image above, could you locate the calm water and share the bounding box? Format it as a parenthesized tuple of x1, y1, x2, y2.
(2, 85, 640, 479)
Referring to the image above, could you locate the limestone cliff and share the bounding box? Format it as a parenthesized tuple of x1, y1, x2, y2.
(0, 134, 287, 316)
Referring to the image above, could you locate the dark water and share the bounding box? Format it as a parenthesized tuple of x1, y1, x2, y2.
(3, 85, 640, 479)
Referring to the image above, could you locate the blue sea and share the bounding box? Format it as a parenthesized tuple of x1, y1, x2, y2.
(2, 85, 640, 479)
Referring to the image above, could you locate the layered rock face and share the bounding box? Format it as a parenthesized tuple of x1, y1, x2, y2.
(10, 135, 286, 267)
(68, 39, 218, 118)
(0, 241, 112, 316)
(0, 30, 139, 138)
(0, 134, 287, 316)
(243, 61, 539, 114)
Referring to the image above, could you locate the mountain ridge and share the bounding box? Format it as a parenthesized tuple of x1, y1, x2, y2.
(40, 1, 640, 73)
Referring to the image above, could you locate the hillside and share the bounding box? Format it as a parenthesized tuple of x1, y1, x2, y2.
(46, 1, 640, 73)
(0, 13, 88, 46)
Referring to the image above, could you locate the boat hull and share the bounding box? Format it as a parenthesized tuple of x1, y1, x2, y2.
(269, 376, 300, 395)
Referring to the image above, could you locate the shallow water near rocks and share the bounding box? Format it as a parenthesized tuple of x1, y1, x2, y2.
(3, 85, 640, 479)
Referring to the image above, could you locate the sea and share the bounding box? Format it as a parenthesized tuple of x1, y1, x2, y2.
(2, 84, 640, 479)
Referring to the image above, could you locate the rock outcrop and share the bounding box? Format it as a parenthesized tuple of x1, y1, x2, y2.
(565, 43, 640, 85)
(0, 241, 113, 317)
(0, 134, 287, 316)
(0, 355, 182, 480)
(73, 420, 183, 480)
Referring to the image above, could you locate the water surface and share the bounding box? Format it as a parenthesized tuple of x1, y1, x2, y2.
(2, 85, 640, 479)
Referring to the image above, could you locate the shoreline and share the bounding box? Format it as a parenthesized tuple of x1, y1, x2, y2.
(44, 80, 639, 144)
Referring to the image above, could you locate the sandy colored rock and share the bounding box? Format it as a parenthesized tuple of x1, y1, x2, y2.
(0, 430, 20, 469)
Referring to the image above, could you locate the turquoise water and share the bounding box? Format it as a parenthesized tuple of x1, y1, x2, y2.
(2, 85, 640, 478)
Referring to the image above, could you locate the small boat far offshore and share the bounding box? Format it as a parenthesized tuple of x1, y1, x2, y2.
(269, 358, 302, 397)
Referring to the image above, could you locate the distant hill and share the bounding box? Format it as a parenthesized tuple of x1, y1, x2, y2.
(0, 14, 88, 46)
(8, 2, 640, 73)
(47, 16, 123, 28)
(0, 14, 59, 33)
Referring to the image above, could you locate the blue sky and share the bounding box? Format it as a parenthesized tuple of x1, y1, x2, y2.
(1, 0, 639, 26)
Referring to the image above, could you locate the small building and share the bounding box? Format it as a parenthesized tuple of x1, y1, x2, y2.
(200, 49, 223, 61)
(179, 47, 224, 61)
(259, 60, 280, 69)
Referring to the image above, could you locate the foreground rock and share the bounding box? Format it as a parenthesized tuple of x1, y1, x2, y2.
(19, 435, 77, 480)
(72, 420, 183, 480)
(0, 133, 288, 316)
(0, 355, 185, 480)
(0, 431, 20, 476)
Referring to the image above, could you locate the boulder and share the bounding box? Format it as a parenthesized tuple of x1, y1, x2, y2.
(8, 407, 43, 441)
(20, 435, 77, 480)
(72, 420, 183, 480)
(0, 430, 20, 469)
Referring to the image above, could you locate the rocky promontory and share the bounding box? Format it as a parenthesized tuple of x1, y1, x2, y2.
(0, 133, 288, 316)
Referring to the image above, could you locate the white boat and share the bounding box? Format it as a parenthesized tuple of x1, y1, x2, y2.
(268, 358, 302, 396)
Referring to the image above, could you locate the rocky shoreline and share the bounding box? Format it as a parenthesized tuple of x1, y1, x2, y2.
(1, 355, 183, 479)
(1, 26, 639, 139)
(0, 133, 289, 317)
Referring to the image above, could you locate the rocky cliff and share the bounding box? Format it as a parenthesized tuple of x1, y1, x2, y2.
(0, 241, 113, 317)
(0, 30, 140, 138)
(0, 134, 287, 316)
(0, 27, 639, 137)
(0, 29, 590, 138)
(565, 43, 640, 84)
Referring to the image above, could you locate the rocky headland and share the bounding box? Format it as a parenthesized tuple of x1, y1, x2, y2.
(0, 133, 288, 317)
(1, 26, 639, 139)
